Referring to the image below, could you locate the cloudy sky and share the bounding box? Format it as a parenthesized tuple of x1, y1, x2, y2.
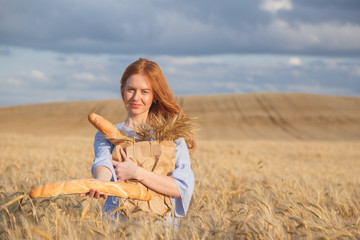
(1, 0, 359, 107)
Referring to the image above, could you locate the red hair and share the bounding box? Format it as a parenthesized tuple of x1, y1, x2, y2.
(120, 58, 195, 152)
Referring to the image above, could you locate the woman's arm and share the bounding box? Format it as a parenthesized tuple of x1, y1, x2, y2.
(169, 138, 195, 217)
(91, 131, 117, 179)
(112, 148, 181, 198)
(80, 131, 115, 199)
(139, 170, 180, 198)
(93, 165, 112, 181)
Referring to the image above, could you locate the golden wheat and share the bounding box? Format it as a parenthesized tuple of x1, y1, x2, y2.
(0, 132, 359, 239)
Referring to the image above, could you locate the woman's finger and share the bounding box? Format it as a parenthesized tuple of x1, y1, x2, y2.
(112, 160, 119, 167)
(94, 190, 101, 199)
(120, 148, 129, 161)
(88, 189, 95, 198)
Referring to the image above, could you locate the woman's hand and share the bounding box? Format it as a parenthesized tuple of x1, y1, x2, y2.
(112, 148, 144, 181)
(79, 166, 112, 199)
(79, 189, 108, 199)
(114, 148, 180, 198)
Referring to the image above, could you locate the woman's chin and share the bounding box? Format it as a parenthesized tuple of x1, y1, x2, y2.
(128, 109, 149, 118)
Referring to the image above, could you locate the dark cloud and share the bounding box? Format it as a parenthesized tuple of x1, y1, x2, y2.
(0, 1, 359, 107)
(279, 0, 360, 23)
(0, 0, 359, 56)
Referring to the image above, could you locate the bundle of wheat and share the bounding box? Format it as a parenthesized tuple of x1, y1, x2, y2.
(134, 111, 195, 142)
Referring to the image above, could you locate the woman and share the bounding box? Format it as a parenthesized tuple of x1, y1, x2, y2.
(82, 58, 195, 224)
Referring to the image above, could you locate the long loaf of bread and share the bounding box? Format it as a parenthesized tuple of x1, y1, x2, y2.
(29, 179, 151, 201)
(88, 112, 133, 145)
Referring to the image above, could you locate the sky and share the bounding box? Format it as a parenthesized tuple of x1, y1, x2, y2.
(1, 0, 360, 107)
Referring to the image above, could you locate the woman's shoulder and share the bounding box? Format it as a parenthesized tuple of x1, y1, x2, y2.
(174, 138, 187, 150)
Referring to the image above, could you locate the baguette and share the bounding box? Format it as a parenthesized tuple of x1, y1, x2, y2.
(88, 112, 133, 145)
(29, 179, 151, 201)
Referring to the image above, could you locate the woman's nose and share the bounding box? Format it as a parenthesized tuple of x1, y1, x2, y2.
(133, 91, 140, 100)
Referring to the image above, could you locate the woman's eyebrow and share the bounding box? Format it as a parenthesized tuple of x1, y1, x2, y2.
(127, 85, 151, 90)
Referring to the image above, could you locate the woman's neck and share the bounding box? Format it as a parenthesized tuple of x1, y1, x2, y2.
(123, 115, 148, 129)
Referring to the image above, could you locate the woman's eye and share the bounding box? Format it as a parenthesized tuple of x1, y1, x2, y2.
(142, 90, 150, 94)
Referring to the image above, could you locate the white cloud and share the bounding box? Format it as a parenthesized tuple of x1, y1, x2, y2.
(260, 0, 293, 14)
(167, 56, 202, 65)
(69, 72, 112, 84)
(288, 57, 302, 66)
(30, 70, 48, 81)
(354, 66, 360, 77)
(6, 77, 23, 85)
(4, 69, 49, 85)
(71, 72, 96, 82)
(54, 56, 109, 71)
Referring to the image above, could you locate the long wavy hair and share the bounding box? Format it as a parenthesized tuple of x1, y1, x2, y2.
(120, 58, 195, 152)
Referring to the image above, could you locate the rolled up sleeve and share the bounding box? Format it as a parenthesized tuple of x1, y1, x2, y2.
(171, 138, 195, 217)
(91, 131, 117, 181)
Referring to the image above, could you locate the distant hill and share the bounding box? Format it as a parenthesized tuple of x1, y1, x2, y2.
(1, 93, 359, 140)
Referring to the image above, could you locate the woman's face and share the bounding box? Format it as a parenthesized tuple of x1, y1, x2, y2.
(124, 74, 154, 120)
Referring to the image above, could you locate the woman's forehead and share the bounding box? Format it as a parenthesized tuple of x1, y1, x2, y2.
(126, 74, 152, 88)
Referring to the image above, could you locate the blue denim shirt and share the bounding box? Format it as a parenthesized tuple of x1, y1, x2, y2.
(91, 123, 195, 222)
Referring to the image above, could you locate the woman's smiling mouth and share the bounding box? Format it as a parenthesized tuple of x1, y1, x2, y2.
(131, 103, 142, 108)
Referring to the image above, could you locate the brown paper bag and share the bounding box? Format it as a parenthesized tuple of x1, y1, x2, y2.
(112, 140, 176, 217)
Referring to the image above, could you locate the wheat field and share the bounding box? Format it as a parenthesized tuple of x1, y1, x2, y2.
(1, 93, 360, 239)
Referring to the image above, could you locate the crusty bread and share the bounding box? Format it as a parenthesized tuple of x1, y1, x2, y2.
(88, 112, 133, 145)
(29, 179, 151, 201)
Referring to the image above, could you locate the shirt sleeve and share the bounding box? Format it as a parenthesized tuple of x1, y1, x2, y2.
(171, 138, 195, 217)
(91, 131, 117, 181)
